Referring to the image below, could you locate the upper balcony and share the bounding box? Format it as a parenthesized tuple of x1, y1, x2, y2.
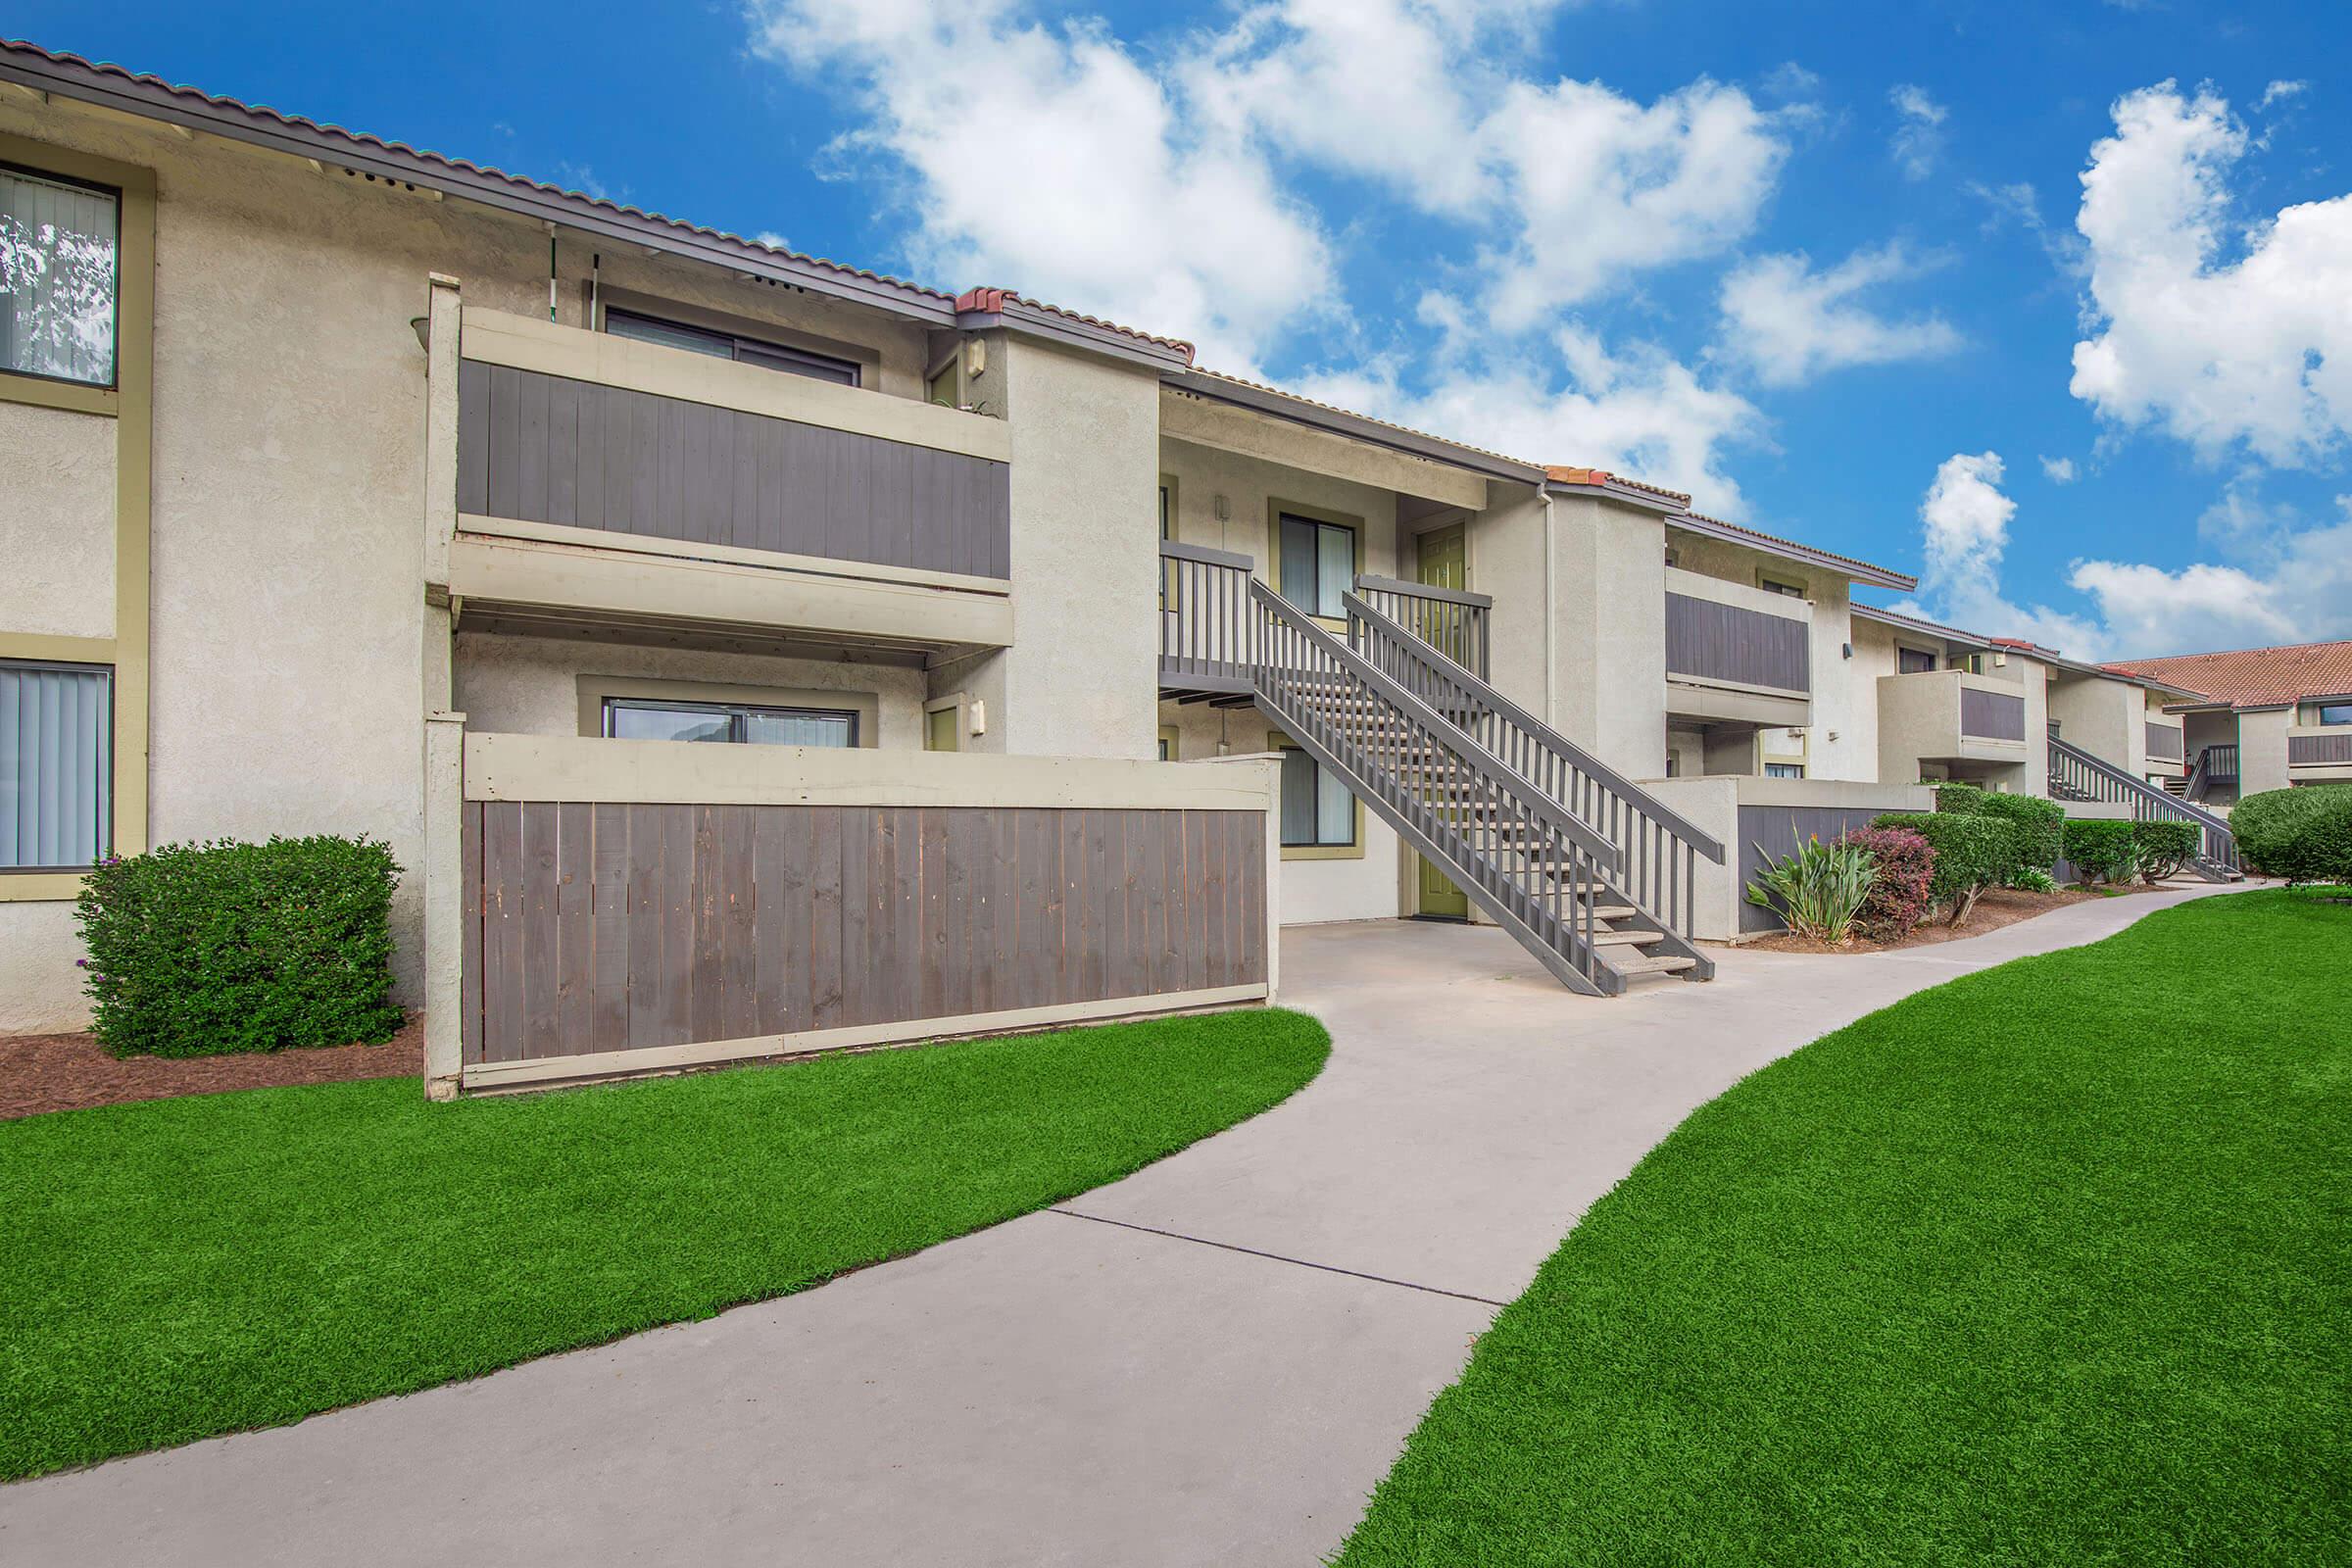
(1663, 566, 1811, 727)
(1879, 667, 2030, 769)
(2288, 725, 2352, 780)
(2145, 717, 2185, 773)
(444, 308, 1013, 658)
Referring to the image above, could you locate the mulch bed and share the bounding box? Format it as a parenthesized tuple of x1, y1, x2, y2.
(1745, 883, 2169, 956)
(0, 1014, 422, 1121)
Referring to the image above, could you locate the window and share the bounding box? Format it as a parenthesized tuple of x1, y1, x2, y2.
(1760, 576, 1806, 599)
(1897, 646, 1937, 674)
(1276, 512, 1356, 618)
(1157, 725, 1180, 761)
(1765, 762, 1805, 780)
(1, 165, 120, 387)
(925, 362, 959, 408)
(1954, 653, 1987, 674)
(2319, 703, 2352, 726)
(1279, 745, 1355, 849)
(604, 308, 859, 387)
(924, 706, 959, 753)
(2, 660, 113, 869)
(603, 698, 857, 748)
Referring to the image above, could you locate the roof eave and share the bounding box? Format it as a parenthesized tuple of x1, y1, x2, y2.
(956, 297, 1193, 373)
(1546, 476, 1686, 516)
(1166, 369, 1544, 486)
(1669, 514, 1915, 591)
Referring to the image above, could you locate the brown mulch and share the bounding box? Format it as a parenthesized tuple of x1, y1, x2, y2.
(1746, 883, 2170, 956)
(0, 1013, 423, 1121)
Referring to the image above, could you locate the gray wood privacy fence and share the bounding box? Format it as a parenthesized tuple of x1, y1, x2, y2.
(456, 362, 1011, 579)
(1960, 686, 2026, 741)
(460, 802, 1265, 1066)
(1737, 804, 1894, 933)
(1664, 593, 1809, 694)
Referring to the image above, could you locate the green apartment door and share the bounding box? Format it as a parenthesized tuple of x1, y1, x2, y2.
(1415, 523, 1472, 919)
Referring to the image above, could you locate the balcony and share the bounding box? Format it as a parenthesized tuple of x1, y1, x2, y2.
(2145, 719, 2184, 772)
(2288, 726, 2352, 780)
(1879, 668, 2030, 773)
(445, 308, 1013, 658)
(1663, 567, 1811, 727)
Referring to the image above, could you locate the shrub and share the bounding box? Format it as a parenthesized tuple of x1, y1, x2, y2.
(1978, 794, 2066, 878)
(1930, 781, 1989, 816)
(1872, 811, 2018, 925)
(2061, 819, 2138, 886)
(1745, 835, 1877, 945)
(2131, 820, 2201, 883)
(2010, 867, 2059, 895)
(74, 835, 404, 1057)
(2230, 785, 2352, 886)
(1836, 825, 1936, 939)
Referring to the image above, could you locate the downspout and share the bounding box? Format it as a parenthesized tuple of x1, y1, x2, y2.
(1541, 487, 1557, 728)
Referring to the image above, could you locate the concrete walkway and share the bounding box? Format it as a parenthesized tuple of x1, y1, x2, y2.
(0, 884, 2245, 1566)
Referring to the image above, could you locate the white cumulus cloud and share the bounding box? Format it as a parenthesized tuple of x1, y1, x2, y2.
(1717, 243, 1961, 386)
(2069, 80, 2352, 468)
(2039, 455, 2078, 483)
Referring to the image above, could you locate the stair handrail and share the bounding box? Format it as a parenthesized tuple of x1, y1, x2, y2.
(1249, 581, 1622, 874)
(1342, 591, 1725, 863)
(1353, 573, 1493, 679)
(1250, 581, 1630, 992)
(2047, 732, 2239, 873)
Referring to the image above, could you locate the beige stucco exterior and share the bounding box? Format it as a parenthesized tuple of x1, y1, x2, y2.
(0, 401, 116, 639)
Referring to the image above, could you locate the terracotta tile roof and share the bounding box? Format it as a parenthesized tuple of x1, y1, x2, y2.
(1544, 466, 1692, 505)
(1674, 512, 1915, 590)
(2, 40, 1192, 362)
(2105, 639, 2352, 710)
(954, 288, 1193, 361)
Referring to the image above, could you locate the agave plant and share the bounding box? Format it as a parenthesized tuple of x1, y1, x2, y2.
(1745, 834, 1878, 945)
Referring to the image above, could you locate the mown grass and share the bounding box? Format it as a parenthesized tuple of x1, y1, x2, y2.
(1338, 891, 2349, 1566)
(0, 1008, 1328, 1480)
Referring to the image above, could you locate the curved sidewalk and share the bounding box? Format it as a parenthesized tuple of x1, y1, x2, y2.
(0, 884, 2245, 1566)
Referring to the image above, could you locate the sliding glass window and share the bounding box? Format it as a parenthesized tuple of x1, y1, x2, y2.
(604, 698, 857, 748)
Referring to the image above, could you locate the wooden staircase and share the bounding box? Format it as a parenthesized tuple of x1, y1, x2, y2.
(1249, 582, 1721, 995)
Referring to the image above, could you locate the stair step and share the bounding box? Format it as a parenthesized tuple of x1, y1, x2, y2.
(1604, 952, 1701, 976)
(1590, 926, 1664, 947)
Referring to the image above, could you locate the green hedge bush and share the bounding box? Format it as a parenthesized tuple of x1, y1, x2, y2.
(1872, 811, 2019, 924)
(2061, 819, 2138, 885)
(2230, 785, 2352, 886)
(1929, 781, 1990, 816)
(74, 835, 405, 1057)
(1978, 794, 2065, 876)
(2131, 819, 2201, 882)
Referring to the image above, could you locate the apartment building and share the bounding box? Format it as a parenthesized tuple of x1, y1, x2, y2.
(0, 41, 2244, 1091)
(2106, 639, 2352, 804)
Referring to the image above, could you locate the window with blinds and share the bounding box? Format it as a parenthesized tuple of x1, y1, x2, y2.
(0, 165, 120, 387)
(1, 661, 114, 870)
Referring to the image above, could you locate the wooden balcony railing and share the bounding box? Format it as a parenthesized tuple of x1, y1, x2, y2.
(1351, 574, 1492, 680)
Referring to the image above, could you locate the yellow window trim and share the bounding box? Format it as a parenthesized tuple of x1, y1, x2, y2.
(1156, 723, 1181, 761)
(1267, 728, 1366, 861)
(0, 133, 153, 902)
(1264, 496, 1365, 630)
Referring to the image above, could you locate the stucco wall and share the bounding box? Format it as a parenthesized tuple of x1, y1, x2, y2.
(1667, 534, 1869, 781)
(982, 334, 1161, 760)
(0, 97, 974, 1030)
(1159, 434, 1403, 577)
(2048, 671, 2136, 772)
(0, 401, 115, 638)
(2239, 708, 2293, 796)
(454, 634, 929, 748)
(1549, 494, 1668, 777)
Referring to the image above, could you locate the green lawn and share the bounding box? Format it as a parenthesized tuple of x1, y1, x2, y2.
(1338, 891, 2349, 1567)
(0, 1008, 1328, 1481)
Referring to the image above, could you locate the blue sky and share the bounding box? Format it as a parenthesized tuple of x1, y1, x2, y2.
(17, 1, 2352, 658)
